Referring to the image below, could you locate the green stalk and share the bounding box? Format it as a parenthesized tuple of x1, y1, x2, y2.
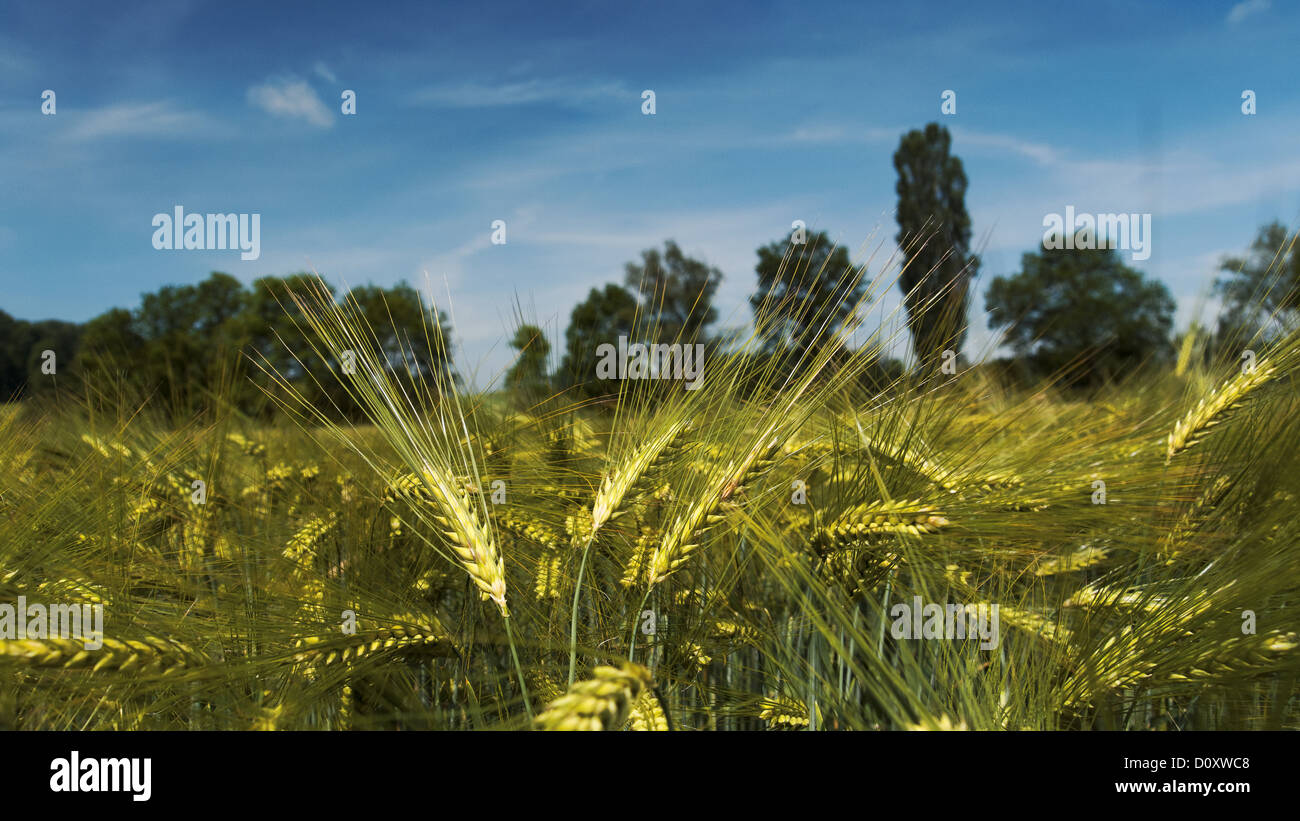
(566, 536, 595, 687)
(503, 615, 533, 720)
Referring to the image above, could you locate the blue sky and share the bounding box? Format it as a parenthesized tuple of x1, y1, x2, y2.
(2, 0, 1298, 383)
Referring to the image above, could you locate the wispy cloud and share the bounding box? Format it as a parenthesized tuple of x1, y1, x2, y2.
(783, 125, 851, 143)
(408, 77, 629, 108)
(758, 123, 1059, 167)
(247, 77, 333, 128)
(1227, 0, 1270, 24)
(952, 130, 1059, 165)
(59, 101, 217, 141)
(312, 61, 337, 84)
(773, 124, 901, 145)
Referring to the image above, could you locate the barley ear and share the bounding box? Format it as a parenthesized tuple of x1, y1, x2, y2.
(589, 416, 690, 540)
(533, 662, 653, 730)
(0, 637, 205, 675)
(1166, 362, 1277, 461)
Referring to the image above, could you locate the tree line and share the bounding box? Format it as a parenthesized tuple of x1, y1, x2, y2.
(2, 273, 453, 420)
(4, 124, 1297, 411)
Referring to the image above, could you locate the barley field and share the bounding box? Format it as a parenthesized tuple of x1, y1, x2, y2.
(1, 272, 1297, 732)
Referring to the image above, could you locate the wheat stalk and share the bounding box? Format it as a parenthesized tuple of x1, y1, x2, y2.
(284, 513, 338, 565)
(710, 620, 759, 646)
(338, 681, 353, 729)
(759, 695, 810, 729)
(645, 499, 729, 586)
(533, 662, 653, 730)
(260, 279, 513, 619)
(619, 525, 659, 587)
(292, 623, 456, 668)
(33, 577, 110, 606)
(533, 552, 562, 600)
(815, 499, 949, 551)
(1059, 581, 1249, 705)
(905, 713, 969, 731)
(1034, 544, 1109, 576)
(643, 437, 781, 587)
(997, 605, 1072, 644)
(1158, 475, 1232, 562)
(1166, 631, 1298, 681)
(498, 507, 562, 550)
(1166, 362, 1277, 460)
(0, 637, 204, 675)
(589, 416, 690, 540)
(628, 689, 669, 730)
(386, 471, 508, 615)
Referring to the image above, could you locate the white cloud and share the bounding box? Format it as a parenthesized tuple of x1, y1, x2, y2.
(60, 101, 216, 141)
(418, 232, 497, 293)
(312, 61, 337, 83)
(784, 125, 850, 143)
(1053, 152, 1300, 219)
(409, 77, 628, 108)
(761, 123, 1055, 164)
(247, 77, 333, 128)
(1227, 0, 1270, 24)
(951, 129, 1059, 165)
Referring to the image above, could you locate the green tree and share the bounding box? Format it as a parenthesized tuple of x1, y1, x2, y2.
(893, 123, 978, 369)
(229, 273, 337, 416)
(506, 324, 551, 397)
(749, 229, 861, 358)
(624, 240, 722, 343)
(0, 310, 32, 399)
(341, 282, 458, 418)
(0, 311, 83, 399)
(22, 320, 82, 397)
(985, 241, 1175, 386)
(71, 281, 213, 414)
(73, 308, 143, 386)
(559, 284, 639, 398)
(64, 272, 461, 420)
(344, 282, 456, 381)
(128, 272, 250, 412)
(1214, 221, 1300, 346)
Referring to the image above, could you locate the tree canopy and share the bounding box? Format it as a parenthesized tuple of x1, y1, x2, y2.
(749, 228, 862, 359)
(559, 283, 640, 399)
(985, 241, 1175, 386)
(66, 272, 454, 419)
(506, 323, 551, 398)
(0, 311, 83, 401)
(1215, 221, 1300, 346)
(893, 123, 978, 369)
(623, 240, 722, 344)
